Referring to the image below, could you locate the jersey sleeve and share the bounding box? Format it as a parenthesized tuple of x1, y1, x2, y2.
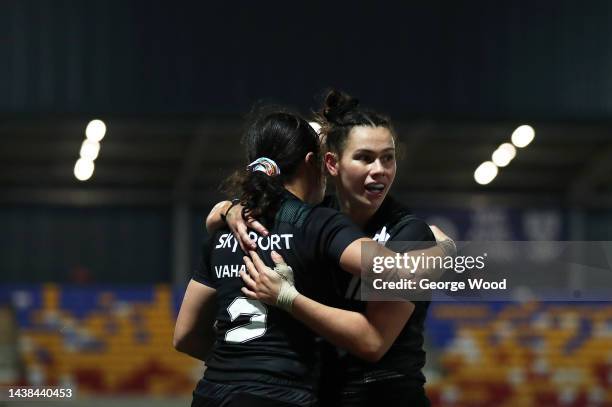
(192, 236, 216, 288)
(305, 207, 365, 265)
(388, 216, 436, 252)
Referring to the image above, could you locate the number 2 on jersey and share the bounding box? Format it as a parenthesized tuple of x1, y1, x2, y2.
(224, 297, 267, 343)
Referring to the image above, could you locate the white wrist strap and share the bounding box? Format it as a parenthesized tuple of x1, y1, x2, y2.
(273, 263, 297, 312)
(276, 283, 298, 313)
(439, 238, 457, 257)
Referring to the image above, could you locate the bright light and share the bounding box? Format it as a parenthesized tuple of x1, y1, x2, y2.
(491, 143, 517, 167)
(511, 125, 535, 148)
(74, 158, 95, 181)
(79, 139, 100, 160)
(309, 121, 321, 134)
(474, 161, 498, 185)
(85, 119, 106, 141)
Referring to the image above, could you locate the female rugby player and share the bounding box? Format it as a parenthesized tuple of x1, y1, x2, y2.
(175, 108, 452, 407)
(216, 91, 441, 406)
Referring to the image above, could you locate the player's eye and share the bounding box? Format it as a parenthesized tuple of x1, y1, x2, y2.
(381, 154, 395, 163)
(354, 154, 373, 163)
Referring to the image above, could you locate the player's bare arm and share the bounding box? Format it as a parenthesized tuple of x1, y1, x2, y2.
(173, 280, 218, 361)
(242, 251, 414, 362)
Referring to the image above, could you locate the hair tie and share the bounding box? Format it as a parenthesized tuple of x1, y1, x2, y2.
(247, 157, 281, 177)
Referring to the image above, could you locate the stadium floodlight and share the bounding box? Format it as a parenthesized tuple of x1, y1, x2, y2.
(79, 139, 100, 161)
(511, 125, 535, 148)
(85, 119, 106, 142)
(491, 143, 516, 167)
(74, 158, 95, 181)
(474, 161, 498, 185)
(308, 121, 321, 134)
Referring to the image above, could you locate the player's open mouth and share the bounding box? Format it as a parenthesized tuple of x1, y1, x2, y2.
(365, 182, 385, 192)
(364, 182, 386, 198)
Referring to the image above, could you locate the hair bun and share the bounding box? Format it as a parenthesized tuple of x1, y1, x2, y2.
(323, 89, 359, 124)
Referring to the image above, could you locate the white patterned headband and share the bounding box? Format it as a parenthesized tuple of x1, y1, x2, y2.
(246, 157, 281, 177)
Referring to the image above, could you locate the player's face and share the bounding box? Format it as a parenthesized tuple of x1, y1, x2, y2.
(334, 126, 396, 212)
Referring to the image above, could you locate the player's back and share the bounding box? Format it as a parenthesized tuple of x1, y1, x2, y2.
(194, 194, 364, 390)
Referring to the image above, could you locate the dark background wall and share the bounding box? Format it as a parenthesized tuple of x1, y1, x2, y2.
(0, 206, 170, 282)
(2, 0, 612, 119)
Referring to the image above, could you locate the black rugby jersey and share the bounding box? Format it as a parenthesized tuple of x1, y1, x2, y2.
(323, 195, 435, 384)
(193, 193, 364, 389)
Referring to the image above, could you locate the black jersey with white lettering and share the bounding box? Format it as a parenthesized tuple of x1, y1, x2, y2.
(193, 192, 364, 390)
(324, 195, 435, 384)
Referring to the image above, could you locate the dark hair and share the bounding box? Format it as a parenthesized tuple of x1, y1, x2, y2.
(222, 108, 321, 223)
(315, 89, 394, 156)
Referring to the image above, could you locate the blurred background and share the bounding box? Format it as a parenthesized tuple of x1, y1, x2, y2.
(1, 1, 612, 406)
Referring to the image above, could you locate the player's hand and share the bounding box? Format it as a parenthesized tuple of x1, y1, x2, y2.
(241, 251, 298, 312)
(429, 225, 456, 257)
(241, 252, 282, 305)
(269, 250, 294, 285)
(226, 204, 268, 252)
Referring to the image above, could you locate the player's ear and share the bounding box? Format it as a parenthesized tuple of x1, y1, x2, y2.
(324, 152, 339, 177)
(304, 151, 322, 173)
(305, 152, 316, 168)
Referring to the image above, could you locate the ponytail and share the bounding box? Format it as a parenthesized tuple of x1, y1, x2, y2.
(221, 108, 320, 224)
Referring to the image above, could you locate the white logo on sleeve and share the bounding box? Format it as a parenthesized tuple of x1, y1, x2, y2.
(345, 225, 390, 299)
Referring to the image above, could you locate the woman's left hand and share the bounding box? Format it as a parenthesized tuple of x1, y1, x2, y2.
(241, 251, 298, 312)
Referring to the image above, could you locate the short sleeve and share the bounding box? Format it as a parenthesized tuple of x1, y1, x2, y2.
(387, 217, 436, 252)
(192, 237, 216, 288)
(305, 207, 365, 265)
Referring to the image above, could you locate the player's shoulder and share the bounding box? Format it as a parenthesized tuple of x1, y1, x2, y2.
(391, 217, 434, 244)
(275, 197, 315, 228)
(382, 197, 433, 240)
(393, 215, 431, 236)
(373, 195, 413, 227)
(275, 196, 341, 228)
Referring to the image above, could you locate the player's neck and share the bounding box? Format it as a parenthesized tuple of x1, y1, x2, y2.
(336, 194, 376, 228)
(283, 163, 322, 204)
(284, 180, 308, 203)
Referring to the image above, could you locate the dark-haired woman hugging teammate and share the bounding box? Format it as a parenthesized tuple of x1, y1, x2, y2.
(178, 102, 453, 406)
(314, 91, 436, 406)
